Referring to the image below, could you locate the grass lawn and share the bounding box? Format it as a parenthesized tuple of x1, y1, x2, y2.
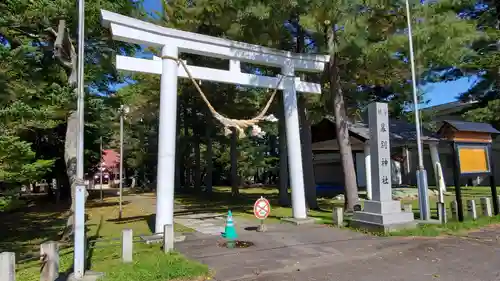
(175, 186, 341, 224)
(390, 215, 500, 237)
(1, 194, 209, 281)
(175, 185, 500, 237)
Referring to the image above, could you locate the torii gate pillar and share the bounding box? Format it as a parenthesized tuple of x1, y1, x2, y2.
(155, 45, 179, 233)
(281, 62, 307, 220)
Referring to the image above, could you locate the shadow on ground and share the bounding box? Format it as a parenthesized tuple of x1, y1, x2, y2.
(174, 188, 341, 222)
(0, 195, 69, 256)
(86, 200, 131, 209)
(106, 213, 155, 233)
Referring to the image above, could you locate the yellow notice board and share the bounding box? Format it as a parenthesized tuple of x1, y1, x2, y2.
(458, 146, 490, 174)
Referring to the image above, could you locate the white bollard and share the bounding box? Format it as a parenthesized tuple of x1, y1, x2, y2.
(467, 199, 477, 220)
(122, 229, 133, 263)
(0, 252, 15, 281)
(163, 224, 174, 253)
(332, 207, 343, 227)
(480, 197, 492, 217)
(40, 241, 59, 281)
(450, 201, 458, 220)
(436, 202, 447, 224)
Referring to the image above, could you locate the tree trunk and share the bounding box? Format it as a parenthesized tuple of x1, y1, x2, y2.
(182, 101, 190, 188)
(496, 2, 500, 97)
(194, 136, 201, 191)
(62, 109, 89, 240)
(278, 93, 290, 206)
(327, 26, 360, 212)
(298, 96, 318, 209)
(175, 106, 182, 191)
(179, 105, 186, 189)
(205, 126, 213, 193)
(230, 127, 239, 196)
(294, 18, 317, 209)
(45, 19, 91, 240)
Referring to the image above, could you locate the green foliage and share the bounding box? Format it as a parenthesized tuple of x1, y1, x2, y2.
(1, 0, 491, 194)
(0, 0, 142, 189)
(0, 188, 26, 212)
(463, 99, 500, 128)
(299, 1, 480, 114)
(112, 0, 489, 190)
(0, 196, 25, 212)
(456, 3, 500, 127)
(0, 136, 54, 184)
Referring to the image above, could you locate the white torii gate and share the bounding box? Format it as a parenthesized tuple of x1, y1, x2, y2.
(100, 10, 330, 233)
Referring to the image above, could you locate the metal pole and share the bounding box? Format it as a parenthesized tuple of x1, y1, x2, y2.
(100, 136, 103, 201)
(405, 0, 430, 220)
(76, 0, 85, 180)
(119, 105, 124, 219)
(74, 0, 86, 279)
(73, 184, 86, 279)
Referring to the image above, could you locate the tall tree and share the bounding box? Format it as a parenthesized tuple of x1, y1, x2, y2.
(292, 13, 319, 209)
(0, 0, 141, 234)
(298, 0, 479, 211)
(456, 2, 500, 126)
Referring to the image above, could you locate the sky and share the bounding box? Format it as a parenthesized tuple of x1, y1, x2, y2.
(138, 0, 474, 108)
(421, 77, 477, 107)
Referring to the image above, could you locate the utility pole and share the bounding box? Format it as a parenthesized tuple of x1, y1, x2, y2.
(100, 137, 103, 201)
(76, 2, 85, 180)
(73, 0, 86, 278)
(119, 105, 129, 220)
(119, 105, 124, 220)
(405, 0, 430, 220)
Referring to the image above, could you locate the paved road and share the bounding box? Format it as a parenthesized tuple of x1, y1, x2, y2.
(176, 223, 500, 281)
(121, 194, 500, 280)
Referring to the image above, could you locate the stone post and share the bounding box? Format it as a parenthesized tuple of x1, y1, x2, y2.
(436, 202, 447, 224)
(40, 241, 59, 281)
(163, 224, 174, 253)
(0, 252, 15, 281)
(467, 199, 477, 220)
(450, 201, 458, 220)
(480, 197, 492, 217)
(332, 207, 343, 227)
(122, 229, 133, 263)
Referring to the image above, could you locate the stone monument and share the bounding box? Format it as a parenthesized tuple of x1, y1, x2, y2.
(351, 102, 416, 232)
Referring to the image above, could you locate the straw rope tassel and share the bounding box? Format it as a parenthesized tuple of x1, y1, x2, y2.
(161, 55, 284, 138)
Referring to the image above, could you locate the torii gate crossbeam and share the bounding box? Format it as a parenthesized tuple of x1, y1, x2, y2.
(100, 10, 330, 234)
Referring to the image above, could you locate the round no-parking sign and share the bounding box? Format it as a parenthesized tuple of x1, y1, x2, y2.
(253, 197, 271, 220)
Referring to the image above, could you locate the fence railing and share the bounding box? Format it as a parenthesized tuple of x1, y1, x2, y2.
(0, 224, 175, 281)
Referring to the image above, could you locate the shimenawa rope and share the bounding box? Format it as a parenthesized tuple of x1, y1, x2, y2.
(161, 55, 284, 138)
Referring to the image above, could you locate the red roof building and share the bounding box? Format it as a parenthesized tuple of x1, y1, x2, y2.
(102, 149, 120, 171)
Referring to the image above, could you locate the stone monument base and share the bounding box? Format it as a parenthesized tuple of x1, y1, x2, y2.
(350, 200, 416, 233)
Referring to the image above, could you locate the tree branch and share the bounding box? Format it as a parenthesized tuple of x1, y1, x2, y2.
(45, 21, 74, 70)
(10, 27, 41, 39)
